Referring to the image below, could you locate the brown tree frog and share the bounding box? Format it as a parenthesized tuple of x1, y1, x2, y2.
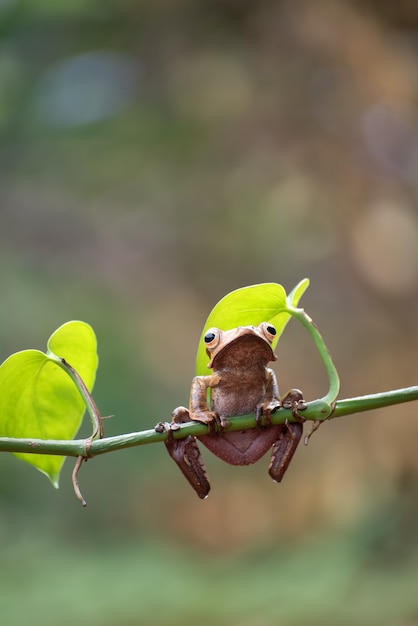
(156, 322, 306, 498)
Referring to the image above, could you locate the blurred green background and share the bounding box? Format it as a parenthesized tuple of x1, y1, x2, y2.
(2, 0, 418, 624)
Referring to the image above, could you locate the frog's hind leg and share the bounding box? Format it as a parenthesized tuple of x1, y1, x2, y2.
(268, 389, 306, 483)
(155, 407, 211, 499)
(268, 422, 303, 483)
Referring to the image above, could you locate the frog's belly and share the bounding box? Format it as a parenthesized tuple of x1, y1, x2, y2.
(210, 384, 265, 417)
(198, 425, 283, 466)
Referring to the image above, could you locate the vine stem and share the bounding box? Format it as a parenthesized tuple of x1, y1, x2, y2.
(286, 305, 340, 410)
(50, 355, 104, 440)
(1, 386, 418, 458)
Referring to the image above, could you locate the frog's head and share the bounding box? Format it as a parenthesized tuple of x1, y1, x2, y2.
(203, 322, 277, 370)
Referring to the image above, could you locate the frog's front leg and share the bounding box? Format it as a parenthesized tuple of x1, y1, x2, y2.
(156, 406, 211, 499)
(268, 389, 307, 483)
(190, 373, 229, 434)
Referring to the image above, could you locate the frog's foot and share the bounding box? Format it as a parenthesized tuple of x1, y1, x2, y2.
(155, 405, 191, 434)
(190, 410, 229, 436)
(281, 389, 307, 423)
(155, 407, 211, 499)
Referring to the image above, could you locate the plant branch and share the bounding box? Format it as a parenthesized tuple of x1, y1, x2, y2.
(1, 385, 418, 458)
(332, 386, 418, 417)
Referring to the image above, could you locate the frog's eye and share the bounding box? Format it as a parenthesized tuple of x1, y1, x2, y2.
(204, 328, 221, 349)
(260, 322, 277, 342)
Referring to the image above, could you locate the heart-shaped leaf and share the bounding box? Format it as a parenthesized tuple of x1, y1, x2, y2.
(196, 280, 309, 374)
(0, 321, 98, 487)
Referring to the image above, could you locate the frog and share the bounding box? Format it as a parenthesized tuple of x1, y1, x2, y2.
(156, 322, 306, 498)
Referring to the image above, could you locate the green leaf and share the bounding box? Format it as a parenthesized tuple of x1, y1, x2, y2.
(0, 321, 98, 487)
(196, 281, 308, 375)
(287, 278, 310, 309)
(47, 320, 98, 391)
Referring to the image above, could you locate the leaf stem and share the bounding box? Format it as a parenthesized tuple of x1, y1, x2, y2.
(286, 305, 340, 410)
(49, 355, 104, 440)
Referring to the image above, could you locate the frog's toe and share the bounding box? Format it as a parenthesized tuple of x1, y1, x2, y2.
(255, 404, 275, 428)
(220, 416, 231, 429)
(206, 412, 225, 436)
(155, 422, 180, 449)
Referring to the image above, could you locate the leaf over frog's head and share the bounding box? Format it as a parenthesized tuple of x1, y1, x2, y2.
(196, 279, 309, 374)
(0, 321, 98, 487)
